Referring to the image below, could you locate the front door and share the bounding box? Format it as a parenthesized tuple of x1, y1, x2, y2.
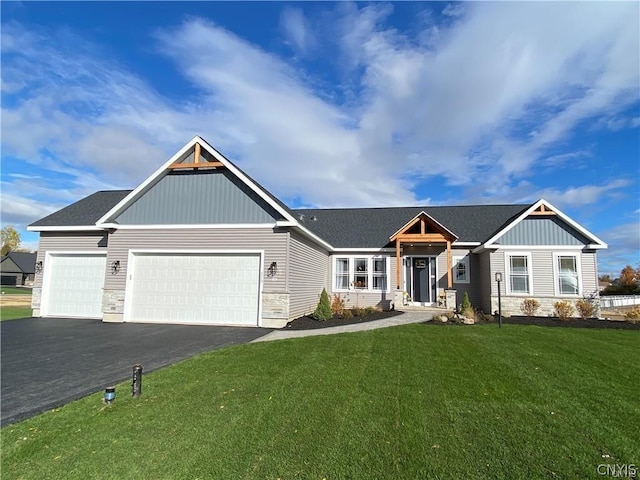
(410, 257, 437, 304)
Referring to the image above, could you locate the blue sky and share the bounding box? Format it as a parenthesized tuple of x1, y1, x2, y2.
(1, 1, 639, 275)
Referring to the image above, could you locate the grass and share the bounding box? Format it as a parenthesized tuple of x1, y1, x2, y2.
(2, 324, 638, 479)
(0, 306, 32, 321)
(0, 287, 32, 295)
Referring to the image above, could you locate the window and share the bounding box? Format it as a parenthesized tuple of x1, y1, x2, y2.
(335, 258, 349, 290)
(506, 253, 531, 294)
(453, 256, 470, 283)
(556, 254, 580, 295)
(334, 256, 390, 292)
(373, 258, 387, 290)
(354, 258, 368, 289)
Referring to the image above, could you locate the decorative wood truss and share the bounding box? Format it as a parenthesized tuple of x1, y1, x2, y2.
(390, 212, 458, 290)
(168, 142, 224, 170)
(529, 203, 556, 215)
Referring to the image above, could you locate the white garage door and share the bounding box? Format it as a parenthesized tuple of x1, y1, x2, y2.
(127, 253, 261, 326)
(44, 254, 106, 318)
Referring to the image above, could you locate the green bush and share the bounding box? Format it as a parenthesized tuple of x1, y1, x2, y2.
(482, 311, 495, 322)
(353, 307, 366, 317)
(520, 299, 540, 317)
(461, 291, 472, 311)
(554, 301, 574, 321)
(342, 309, 353, 320)
(313, 288, 332, 321)
(364, 306, 375, 315)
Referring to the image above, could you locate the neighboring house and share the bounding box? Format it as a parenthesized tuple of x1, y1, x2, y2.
(27, 137, 607, 327)
(1, 252, 36, 287)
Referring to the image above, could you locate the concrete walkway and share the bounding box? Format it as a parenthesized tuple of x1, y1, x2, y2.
(252, 310, 438, 343)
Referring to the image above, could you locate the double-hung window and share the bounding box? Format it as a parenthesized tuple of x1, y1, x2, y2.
(555, 254, 580, 296)
(506, 253, 532, 294)
(453, 256, 470, 283)
(334, 256, 389, 292)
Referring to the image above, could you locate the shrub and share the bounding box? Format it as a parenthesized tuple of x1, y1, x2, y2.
(461, 291, 472, 312)
(554, 301, 574, 321)
(313, 288, 332, 321)
(461, 308, 474, 319)
(364, 306, 375, 315)
(520, 299, 540, 317)
(331, 294, 345, 316)
(624, 307, 640, 321)
(575, 298, 596, 319)
(482, 311, 495, 322)
(342, 309, 353, 320)
(353, 307, 366, 317)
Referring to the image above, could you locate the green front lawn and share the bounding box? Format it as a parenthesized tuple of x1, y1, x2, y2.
(0, 287, 32, 295)
(0, 306, 32, 321)
(2, 325, 638, 479)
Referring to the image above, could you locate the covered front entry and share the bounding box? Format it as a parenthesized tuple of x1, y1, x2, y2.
(405, 256, 437, 304)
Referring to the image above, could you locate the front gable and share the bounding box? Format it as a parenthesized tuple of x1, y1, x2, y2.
(97, 137, 296, 227)
(114, 169, 283, 225)
(0, 257, 21, 274)
(481, 199, 606, 250)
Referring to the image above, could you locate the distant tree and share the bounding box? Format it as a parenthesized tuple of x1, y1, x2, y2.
(598, 274, 612, 283)
(619, 265, 637, 287)
(1, 226, 21, 256)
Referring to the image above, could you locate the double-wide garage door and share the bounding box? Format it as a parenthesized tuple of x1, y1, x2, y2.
(43, 254, 106, 318)
(127, 253, 261, 326)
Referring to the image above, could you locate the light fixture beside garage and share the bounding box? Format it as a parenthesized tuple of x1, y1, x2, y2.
(110, 260, 120, 275)
(35, 261, 43, 274)
(268, 261, 278, 277)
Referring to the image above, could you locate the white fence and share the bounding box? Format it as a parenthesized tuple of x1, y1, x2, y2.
(599, 295, 640, 309)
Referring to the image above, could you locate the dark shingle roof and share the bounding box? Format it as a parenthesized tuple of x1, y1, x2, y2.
(29, 190, 132, 227)
(293, 204, 530, 248)
(1, 252, 37, 273)
(29, 188, 529, 248)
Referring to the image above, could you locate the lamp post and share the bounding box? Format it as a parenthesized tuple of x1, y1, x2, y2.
(495, 272, 503, 328)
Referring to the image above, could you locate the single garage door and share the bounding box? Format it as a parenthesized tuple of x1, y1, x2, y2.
(127, 253, 261, 326)
(43, 254, 107, 318)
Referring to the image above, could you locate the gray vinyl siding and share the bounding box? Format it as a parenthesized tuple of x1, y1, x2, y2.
(496, 217, 589, 245)
(34, 232, 108, 288)
(115, 170, 282, 224)
(288, 232, 330, 319)
(329, 253, 397, 309)
(104, 228, 287, 292)
(490, 249, 599, 298)
(478, 251, 492, 312)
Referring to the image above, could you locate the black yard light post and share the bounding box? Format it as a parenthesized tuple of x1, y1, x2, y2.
(495, 272, 503, 328)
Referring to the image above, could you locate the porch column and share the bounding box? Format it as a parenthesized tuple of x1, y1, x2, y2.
(396, 239, 401, 289)
(446, 240, 452, 289)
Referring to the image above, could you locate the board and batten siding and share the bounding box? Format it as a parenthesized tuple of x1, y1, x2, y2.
(114, 170, 282, 225)
(34, 232, 108, 288)
(287, 232, 330, 319)
(328, 253, 397, 309)
(495, 217, 589, 245)
(478, 251, 492, 313)
(104, 228, 288, 292)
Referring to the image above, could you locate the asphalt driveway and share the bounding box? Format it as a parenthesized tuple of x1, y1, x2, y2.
(1, 318, 271, 426)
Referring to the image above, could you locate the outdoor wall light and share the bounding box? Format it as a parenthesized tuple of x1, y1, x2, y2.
(494, 272, 503, 282)
(111, 260, 120, 275)
(268, 261, 278, 277)
(35, 261, 43, 274)
(104, 387, 116, 404)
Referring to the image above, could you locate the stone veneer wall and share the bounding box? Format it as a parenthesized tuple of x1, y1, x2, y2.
(261, 292, 290, 328)
(31, 287, 42, 310)
(490, 296, 601, 318)
(103, 289, 125, 322)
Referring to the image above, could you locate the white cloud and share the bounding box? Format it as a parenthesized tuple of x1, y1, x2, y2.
(280, 7, 315, 54)
(597, 221, 640, 275)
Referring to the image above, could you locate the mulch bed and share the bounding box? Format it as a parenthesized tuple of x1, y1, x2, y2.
(284, 310, 404, 330)
(425, 315, 640, 330)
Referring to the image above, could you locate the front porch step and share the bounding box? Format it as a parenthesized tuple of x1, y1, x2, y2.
(396, 305, 449, 313)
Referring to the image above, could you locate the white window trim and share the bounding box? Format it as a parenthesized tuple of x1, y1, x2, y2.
(333, 255, 391, 293)
(504, 252, 534, 296)
(453, 255, 470, 284)
(553, 252, 582, 297)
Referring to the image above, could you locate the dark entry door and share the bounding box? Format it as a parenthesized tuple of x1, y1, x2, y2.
(412, 258, 429, 302)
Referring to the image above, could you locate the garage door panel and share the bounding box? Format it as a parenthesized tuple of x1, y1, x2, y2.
(45, 255, 106, 318)
(128, 254, 260, 326)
